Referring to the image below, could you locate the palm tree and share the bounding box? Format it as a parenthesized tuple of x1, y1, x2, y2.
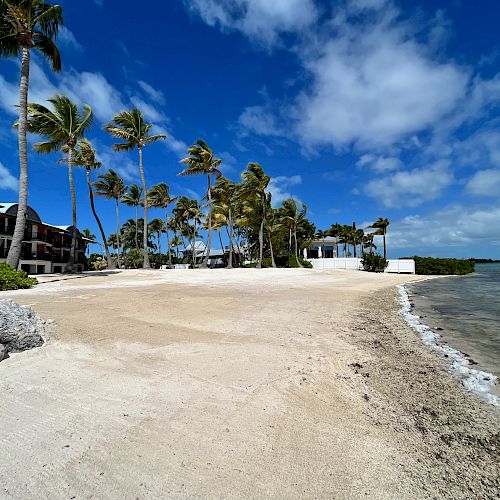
(1, 0, 63, 269)
(328, 223, 342, 257)
(104, 108, 166, 269)
(121, 184, 143, 250)
(173, 196, 201, 268)
(239, 163, 270, 269)
(179, 139, 222, 269)
(149, 218, 165, 255)
(94, 169, 126, 268)
(148, 182, 176, 267)
(368, 218, 390, 259)
(26, 95, 92, 271)
(362, 233, 377, 254)
(212, 177, 238, 268)
(280, 198, 307, 268)
(81, 228, 95, 256)
(72, 139, 115, 269)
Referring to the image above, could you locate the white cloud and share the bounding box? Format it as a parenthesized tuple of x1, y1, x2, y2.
(466, 169, 500, 197)
(58, 28, 83, 53)
(238, 105, 282, 137)
(267, 174, 302, 206)
(356, 154, 402, 172)
(293, 8, 468, 150)
(137, 81, 165, 105)
(364, 160, 453, 207)
(390, 204, 500, 248)
(184, 0, 318, 45)
(0, 162, 18, 192)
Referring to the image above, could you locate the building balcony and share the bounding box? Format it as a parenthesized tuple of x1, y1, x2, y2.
(0, 227, 14, 237)
(20, 251, 53, 261)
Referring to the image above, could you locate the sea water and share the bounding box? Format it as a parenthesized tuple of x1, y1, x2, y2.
(403, 263, 500, 406)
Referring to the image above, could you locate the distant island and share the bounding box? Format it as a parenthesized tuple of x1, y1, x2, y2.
(470, 258, 500, 263)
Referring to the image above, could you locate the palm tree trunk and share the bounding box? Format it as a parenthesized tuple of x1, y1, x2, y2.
(86, 169, 115, 270)
(114, 198, 121, 268)
(192, 221, 196, 268)
(294, 228, 303, 268)
(157, 231, 161, 255)
(165, 208, 172, 267)
(383, 231, 387, 259)
(227, 208, 233, 269)
(134, 205, 139, 250)
(7, 47, 31, 270)
(257, 218, 264, 269)
(269, 236, 276, 268)
(138, 147, 150, 268)
(201, 174, 212, 269)
(67, 150, 77, 273)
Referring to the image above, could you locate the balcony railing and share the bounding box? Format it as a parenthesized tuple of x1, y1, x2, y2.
(0, 227, 15, 236)
(21, 251, 53, 261)
(24, 232, 54, 244)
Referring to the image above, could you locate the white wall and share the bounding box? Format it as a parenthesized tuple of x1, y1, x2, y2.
(308, 257, 415, 274)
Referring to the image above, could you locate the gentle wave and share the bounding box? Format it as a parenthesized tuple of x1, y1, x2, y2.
(397, 284, 499, 407)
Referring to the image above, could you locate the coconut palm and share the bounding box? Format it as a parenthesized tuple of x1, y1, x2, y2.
(94, 169, 126, 268)
(149, 218, 165, 255)
(148, 182, 176, 267)
(368, 218, 390, 259)
(104, 108, 166, 269)
(1, 0, 63, 269)
(173, 196, 201, 267)
(72, 139, 115, 269)
(81, 228, 95, 256)
(280, 198, 307, 268)
(212, 177, 238, 268)
(179, 139, 222, 269)
(121, 184, 143, 250)
(26, 95, 92, 271)
(239, 163, 270, 269)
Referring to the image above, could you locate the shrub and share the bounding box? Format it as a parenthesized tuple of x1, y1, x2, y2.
(90, 256, 108, 271)
(361, 252, 388, 272)
(403, 256, 475, 275)
(0, 263, 37, 291)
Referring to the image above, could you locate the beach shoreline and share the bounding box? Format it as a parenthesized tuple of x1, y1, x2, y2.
(1, 269, 499, 498)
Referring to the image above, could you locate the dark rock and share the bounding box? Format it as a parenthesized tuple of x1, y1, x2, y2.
(0, 343, 6, 362)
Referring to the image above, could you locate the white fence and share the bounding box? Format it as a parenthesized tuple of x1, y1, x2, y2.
(309, 257, 415, 274)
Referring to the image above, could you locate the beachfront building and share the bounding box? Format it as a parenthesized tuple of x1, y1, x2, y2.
(0, 202, 88, 274)
(303, 236, 338, 259)
(182, 240, 245, 268)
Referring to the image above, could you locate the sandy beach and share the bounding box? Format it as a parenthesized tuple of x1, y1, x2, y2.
(1, 269, 499, 499)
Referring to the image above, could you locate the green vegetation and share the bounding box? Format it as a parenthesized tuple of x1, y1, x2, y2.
(361, 253, 388, 272)
(404, 257, 475, 275)
(0, 263, 37, 291)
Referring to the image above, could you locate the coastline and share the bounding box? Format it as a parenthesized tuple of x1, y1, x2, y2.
(1, 269, 499, 498)
(398, 283, 499, 406)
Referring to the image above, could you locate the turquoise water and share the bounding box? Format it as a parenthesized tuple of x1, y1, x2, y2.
(408, 264, 500, 381)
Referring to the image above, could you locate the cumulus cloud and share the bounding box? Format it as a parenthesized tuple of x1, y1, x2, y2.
(267, 174, 302, 206)
(293, 8, 468, 150)
(238, 104, 282, 137)
(364, 160, 453, 207)
(0, 162, 18, 192)
(356, 154, 402, 172)
(390, 204, 500, 248)
(184, 0, 318, 45)
(58, 28, 83, 53)
(466, 169, 500, 197)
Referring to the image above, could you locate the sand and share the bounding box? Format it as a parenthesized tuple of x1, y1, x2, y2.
(0, 269, 498, 499)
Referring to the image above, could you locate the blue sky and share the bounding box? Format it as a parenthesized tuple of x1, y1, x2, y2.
(1, 0, 500, 258)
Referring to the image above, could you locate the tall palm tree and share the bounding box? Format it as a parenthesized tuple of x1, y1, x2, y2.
(368, 218, 390, 259)
(239, 163, 270, 269)
(148, 182, 176, 267)
(1, 0, 63, 269)
(121, 184, 143, 250)
(179, 139, 222, 269)
(149, 218, 165, 255)
(104, 108, 166, 269)
(94, 169, 126, 268)
(280, 198, 307, 268)
(212, 177, 238, 268)
(173, 196, 201, 268)
(26, 95, 92, 271)
(72, 139, 115, 269)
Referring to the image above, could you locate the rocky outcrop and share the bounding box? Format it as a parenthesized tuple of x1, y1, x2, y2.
(0, 300, 51, 360)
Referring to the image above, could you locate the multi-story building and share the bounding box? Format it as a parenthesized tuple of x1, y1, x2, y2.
(0, 202, 88, 274)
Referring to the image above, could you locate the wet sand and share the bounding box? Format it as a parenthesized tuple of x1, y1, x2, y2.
(0, 269, 498, 499)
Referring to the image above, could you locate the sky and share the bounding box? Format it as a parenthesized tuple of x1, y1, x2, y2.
(1, 0, 500, 258)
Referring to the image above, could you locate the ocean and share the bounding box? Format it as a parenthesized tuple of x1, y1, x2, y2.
(405, 263, 500, 405)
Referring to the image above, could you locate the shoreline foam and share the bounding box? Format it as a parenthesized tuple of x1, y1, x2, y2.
(397, 284, 499, 407)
